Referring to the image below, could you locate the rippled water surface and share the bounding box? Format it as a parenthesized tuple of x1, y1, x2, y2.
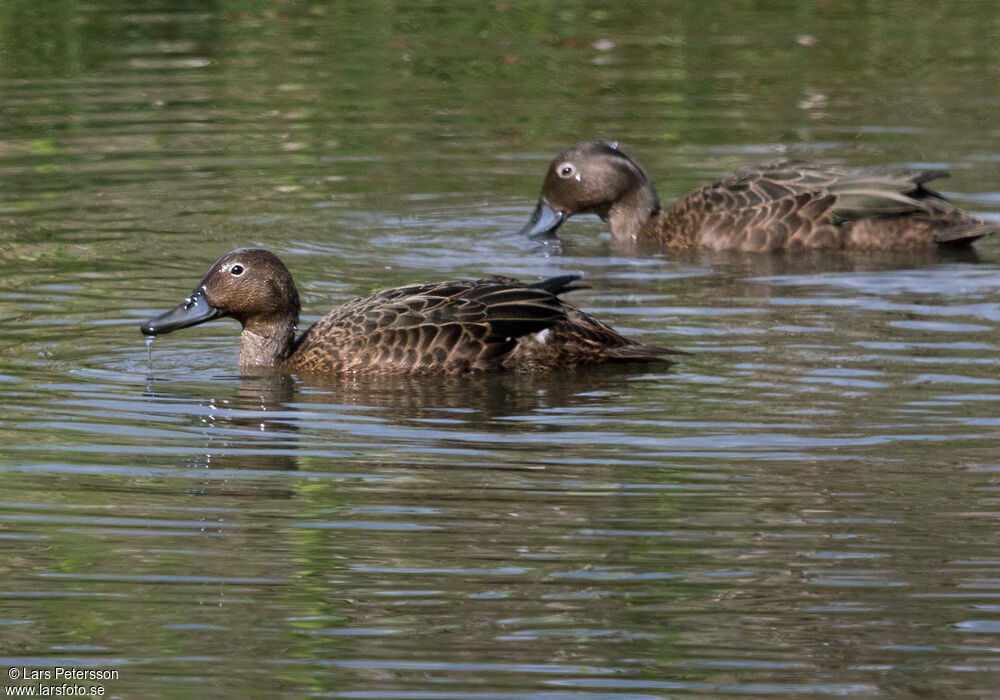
(3, 2, 1000, 698)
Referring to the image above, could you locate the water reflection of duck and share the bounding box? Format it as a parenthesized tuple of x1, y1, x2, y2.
(141, 248, 684, 375)
(143, 363, 683, 474)
(520, 141, 997, 252)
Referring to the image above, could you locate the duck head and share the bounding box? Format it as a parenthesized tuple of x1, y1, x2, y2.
(141, 248, 301, 368)
(519, 141, 660, 240)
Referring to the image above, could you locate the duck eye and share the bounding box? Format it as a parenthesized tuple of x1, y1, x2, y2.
(230, 264, 245, 276)
(557, 162, 576, 178)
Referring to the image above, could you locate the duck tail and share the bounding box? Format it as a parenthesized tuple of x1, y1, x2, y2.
(934, 220, 1000, 247)
(602, 343, 691, 362)
(530, 274, 588, 296)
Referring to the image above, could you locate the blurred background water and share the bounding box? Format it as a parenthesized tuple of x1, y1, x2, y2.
(2, 1, 1000, 697)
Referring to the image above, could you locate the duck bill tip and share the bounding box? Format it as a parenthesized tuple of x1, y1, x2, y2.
(519, 200, 566, 239)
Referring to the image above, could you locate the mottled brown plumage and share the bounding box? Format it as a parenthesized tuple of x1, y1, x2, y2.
(140, 248, 681, 375)
(520, 141, 997, 252)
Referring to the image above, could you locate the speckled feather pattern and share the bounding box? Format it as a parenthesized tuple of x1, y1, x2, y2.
(659, 161, 994, 252)
(290, 276, 671, 374)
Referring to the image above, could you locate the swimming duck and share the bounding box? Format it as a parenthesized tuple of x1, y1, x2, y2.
(520, 141, 997, 252)
(140, 248, 681, 375)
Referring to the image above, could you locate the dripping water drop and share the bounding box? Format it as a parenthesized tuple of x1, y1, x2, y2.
(145, 334, 154, 374)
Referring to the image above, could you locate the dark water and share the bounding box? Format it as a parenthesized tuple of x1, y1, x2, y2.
(3, 2, 1000, 698)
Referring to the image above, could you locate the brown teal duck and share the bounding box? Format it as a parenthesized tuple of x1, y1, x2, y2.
(519, 141, 997, 252)
(140, 248, 682, 375)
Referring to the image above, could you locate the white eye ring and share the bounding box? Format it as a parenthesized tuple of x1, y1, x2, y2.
(557, 162, 576, 178)
(230, 264, 245, 276)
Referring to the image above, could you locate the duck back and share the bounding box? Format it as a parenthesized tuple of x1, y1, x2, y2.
(290, 276, 678, 374)
(654, 161, 993, 252)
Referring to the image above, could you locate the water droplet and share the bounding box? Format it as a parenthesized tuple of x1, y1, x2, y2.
(145, 335, 154, 374)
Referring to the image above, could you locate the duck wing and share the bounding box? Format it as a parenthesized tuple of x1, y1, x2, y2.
(667, 161, 990, 250)
(295, 277, 575, 373)
(774, 163, 995, 246)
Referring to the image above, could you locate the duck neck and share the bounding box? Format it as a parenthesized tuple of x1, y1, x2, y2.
(607, 181, 660, 242)
(238, 315, 298, 370)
